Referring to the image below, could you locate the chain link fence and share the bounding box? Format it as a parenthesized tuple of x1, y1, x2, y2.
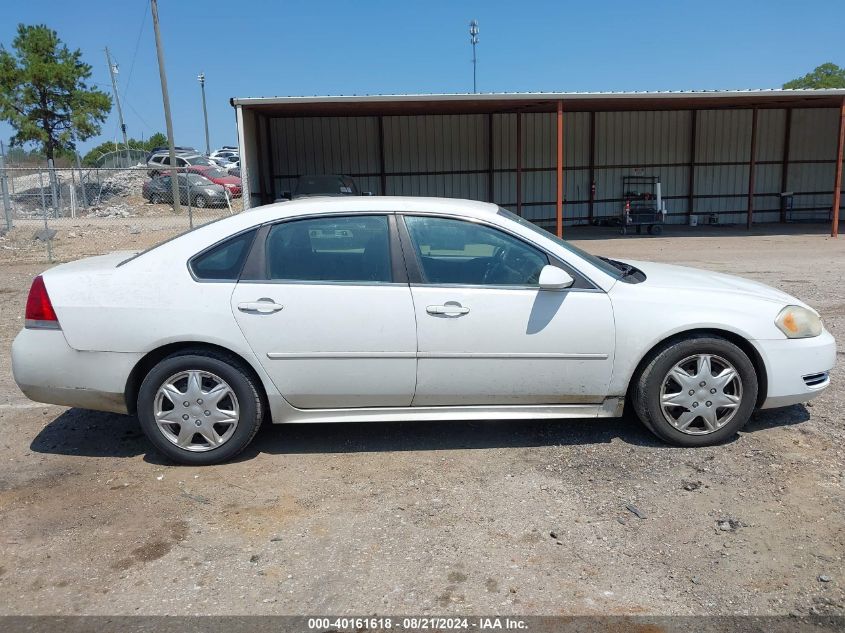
(0, 159, 244, 265)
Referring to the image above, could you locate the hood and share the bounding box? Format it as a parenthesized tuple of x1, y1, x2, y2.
(623, 260, 806, 308)
(217, 176, 241, 186)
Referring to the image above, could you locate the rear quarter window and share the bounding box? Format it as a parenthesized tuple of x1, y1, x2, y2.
(190, 229, 257, 281)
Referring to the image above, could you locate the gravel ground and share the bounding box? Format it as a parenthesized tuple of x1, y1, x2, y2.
(0, 223, 842, 616)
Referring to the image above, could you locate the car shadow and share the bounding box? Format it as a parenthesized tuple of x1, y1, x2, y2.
(30, 403, 812, 464)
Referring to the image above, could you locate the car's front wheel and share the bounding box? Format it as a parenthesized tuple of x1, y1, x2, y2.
(137, 350, 263, 465)
(631, 335, 758, 446)
(193, 194, 207, 208)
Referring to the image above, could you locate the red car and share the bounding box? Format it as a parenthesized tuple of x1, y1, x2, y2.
(186, 165, 243, 197)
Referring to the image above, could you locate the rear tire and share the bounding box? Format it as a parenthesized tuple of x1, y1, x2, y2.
(137, 350, 263, 465)
(631, 335, 757, 446)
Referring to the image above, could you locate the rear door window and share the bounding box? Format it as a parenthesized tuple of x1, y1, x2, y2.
(265, 215, 391, 283)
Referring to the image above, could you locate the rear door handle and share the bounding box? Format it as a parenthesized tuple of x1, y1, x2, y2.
(238, 298, 284, 314)
(426, 303, 470, 317)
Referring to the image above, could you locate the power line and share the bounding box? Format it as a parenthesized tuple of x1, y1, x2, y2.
(122, 1, 149, 101)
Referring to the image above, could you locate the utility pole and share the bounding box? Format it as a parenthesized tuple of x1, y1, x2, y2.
(469, 20, 479, 94)
(150, 0, 182, 214)
(198, 72, 210, 155)
(104, 47, 129, 148)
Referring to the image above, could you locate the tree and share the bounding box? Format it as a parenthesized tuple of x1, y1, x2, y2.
(0, 24, 111, 161)
(146, 132, 167, 150)
(783, 63, 845, 89)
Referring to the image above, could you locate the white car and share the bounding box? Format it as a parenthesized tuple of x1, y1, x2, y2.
(12, 197, 835, 465)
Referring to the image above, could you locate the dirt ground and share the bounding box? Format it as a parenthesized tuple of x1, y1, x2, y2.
(0, 222, 843, 616)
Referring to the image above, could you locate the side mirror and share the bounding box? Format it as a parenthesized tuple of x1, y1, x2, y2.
(539, 265, 574, 290)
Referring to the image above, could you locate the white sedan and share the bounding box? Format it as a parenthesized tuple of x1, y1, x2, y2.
(12, 197, 836, 464)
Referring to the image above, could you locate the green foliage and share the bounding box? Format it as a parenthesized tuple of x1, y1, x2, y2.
(81, 131, 169, 165)
(783, 63, 845, 89)
(0, 24, 112, 160)
(146, 132, 167, 149)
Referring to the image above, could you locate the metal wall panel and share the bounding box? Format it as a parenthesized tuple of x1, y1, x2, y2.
(595, 110, 690, 166)
(271, 116, 380, 177)
(383, 115, 486, 172)
(755, 109, 785, 162)
(696, 109, 752, 163)
(258, 105, 839, 225)
(790, 108, 838, 161)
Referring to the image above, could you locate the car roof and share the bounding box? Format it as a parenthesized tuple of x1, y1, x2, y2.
(249, 196, 498, 222)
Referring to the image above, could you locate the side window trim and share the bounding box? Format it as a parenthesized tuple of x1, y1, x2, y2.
(398, 213, 597, 290)
(239, 212, 408, 285)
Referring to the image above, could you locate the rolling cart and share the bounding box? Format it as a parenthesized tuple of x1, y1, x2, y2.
(620, 175, 666, 235)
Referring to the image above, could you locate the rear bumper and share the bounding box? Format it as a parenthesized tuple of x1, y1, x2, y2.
(11, 328, 142, 414)
(753, 330, 836, 409)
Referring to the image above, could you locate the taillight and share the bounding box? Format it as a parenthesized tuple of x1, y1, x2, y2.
(25, 275, 60, 329)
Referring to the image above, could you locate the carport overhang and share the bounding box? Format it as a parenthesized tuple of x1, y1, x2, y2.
(231, 90, 845, 236)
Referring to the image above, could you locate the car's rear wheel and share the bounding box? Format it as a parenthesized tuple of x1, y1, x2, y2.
(631, 335, 758, 446)
(137, 351, 263, 465)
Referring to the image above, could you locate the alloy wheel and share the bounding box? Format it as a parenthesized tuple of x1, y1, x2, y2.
(153, 370, 240, 452)
(659, 354, 743, 435)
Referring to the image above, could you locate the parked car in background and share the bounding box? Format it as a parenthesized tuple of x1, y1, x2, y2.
(144, 146, 195, 163)
(147, 152, 215, 177)
(278, 174, 369, 200)
(227, 165, 241, 178)
(186, 165, 243, 197)
(210, 154, 239, 169)
(142, 173, 231, 207)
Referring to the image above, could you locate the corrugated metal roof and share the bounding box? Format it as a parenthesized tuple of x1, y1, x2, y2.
(232, 89, 845, 106)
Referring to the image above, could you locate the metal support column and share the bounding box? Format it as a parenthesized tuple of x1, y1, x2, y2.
(556, 100, 564, 238)
(779, 108, 792, 223)
(832, 99, 845, 238)
(588, 111, 595, 222)
(746, 107, 758, 231)
(516, 112, 522, 216)
(487, 113, 494, 203)
(687, 110, 697, 220)
(378, 116, 387, 196)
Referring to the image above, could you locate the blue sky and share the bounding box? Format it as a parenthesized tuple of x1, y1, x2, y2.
(1, 0, 843, 154)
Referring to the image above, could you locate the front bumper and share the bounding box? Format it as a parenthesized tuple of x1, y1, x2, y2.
(11, 328, 143, 414)
(752, 329, 836, 409)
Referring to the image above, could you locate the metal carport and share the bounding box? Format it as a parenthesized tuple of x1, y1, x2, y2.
(231, 90, 845, 237)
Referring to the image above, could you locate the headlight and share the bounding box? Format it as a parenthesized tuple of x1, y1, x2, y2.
(775, 305, 822, 338)
(205, 188, 219, 195)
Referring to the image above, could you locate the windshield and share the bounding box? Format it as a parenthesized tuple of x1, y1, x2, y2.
(184, 174, 212, 186)
(497, 208, 624, 279)
(187, 156, 213, 166)
(294, 175, 358, 196)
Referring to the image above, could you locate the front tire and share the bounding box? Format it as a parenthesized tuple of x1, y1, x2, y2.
(631, 335, 758, 446)
(137, 350, 263, 465)
(194, 194, 208, 208)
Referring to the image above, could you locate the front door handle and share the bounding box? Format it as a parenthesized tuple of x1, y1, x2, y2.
(426, 303, 470, 317)
(238, 298, 284, 314)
